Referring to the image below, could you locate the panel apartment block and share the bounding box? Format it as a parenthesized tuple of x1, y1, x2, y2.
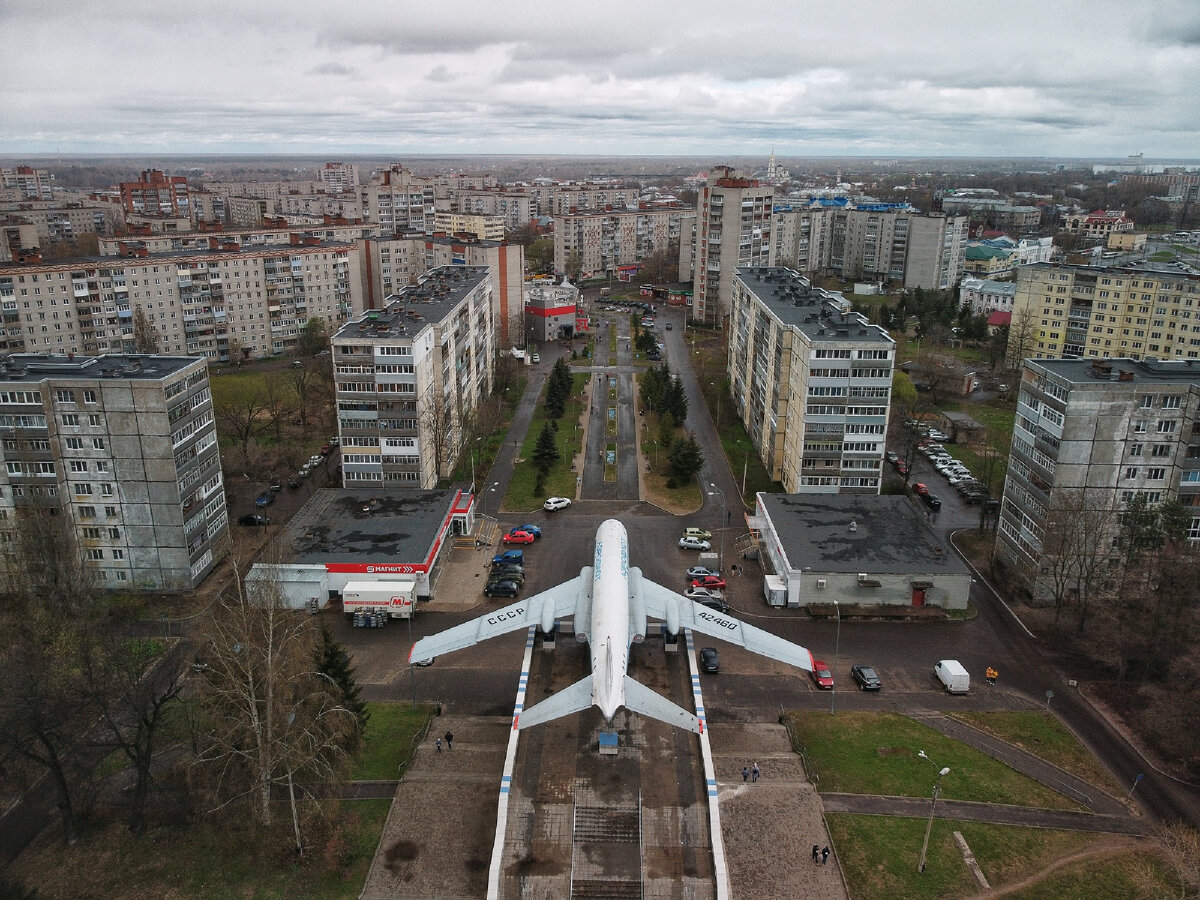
(0, 353, 226, 590)
(0, 241, 362, 359)
(1010, 263, 1200, 361)
(996, 357, 1200, 590)
(729, 267, 895, 493)
(553, 209, 684, 275)
(332, 266, 495, 489)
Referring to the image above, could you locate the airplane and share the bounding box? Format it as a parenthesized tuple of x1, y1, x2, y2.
(409, 519, 814, 734)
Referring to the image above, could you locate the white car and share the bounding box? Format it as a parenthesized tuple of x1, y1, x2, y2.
(684, 586, 724, 601)
(928, 430, 949, 441)
(679, 536, 712, 551)
(686, 565, 720, 580)
(543, 496, 572, 511)
(308, 454, 324, 465)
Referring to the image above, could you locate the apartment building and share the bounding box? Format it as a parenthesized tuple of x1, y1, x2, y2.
(0, 352, 227, 590)
(1, 166, 53, 201)
(728, 267, 895, 493)
(553, 209, 684, 275)
(432, 212, 504, 242)
(688, 167, 776, 327)
(996, 357, 1200, 588)
(97, 224, 376, 257)
(360, 165, 432, 234)
(1009, 263, 1200, 361)
(772, 205, 834, 276)
(119, 170, 190, 219)
(354, 234, 524, 347)
(452, 188, 534, 232)
(902, 213, 969, 290)
(0, 240, 362, 359)
(319, 162, 360, 194)
(539, 184, 641, 217)
(938, 196, 1042, 230)
(1062, 209, 1135, 239)
(331, 266, 495, 489)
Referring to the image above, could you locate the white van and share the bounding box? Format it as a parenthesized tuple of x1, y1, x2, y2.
(934, 659, 970, 694)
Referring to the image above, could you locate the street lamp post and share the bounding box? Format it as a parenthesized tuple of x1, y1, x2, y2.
(916, 751, 950, 874)
(484, 481, 499, 520)
(707, 482, 726, 573)
(829, 599, 840, 714)
(709, 381, 721, 428)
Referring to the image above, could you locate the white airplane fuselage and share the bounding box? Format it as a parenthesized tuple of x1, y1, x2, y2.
(590, 518, 632, 722)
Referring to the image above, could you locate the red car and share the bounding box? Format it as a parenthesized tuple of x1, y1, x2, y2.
(690, 574, 727, 590)
(810, 659, 834, 690)
(912, 482, 929, 496)
(503, 530, 536, 545)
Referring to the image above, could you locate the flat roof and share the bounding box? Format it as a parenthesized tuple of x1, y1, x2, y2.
(0, 353, 200, 383)
(735, 267, 893, 344)
(760, 494, 970, 575)
(1031, 357, 1200, 387)
(333, 266, 489, 339)
(286, 488, 458, 567)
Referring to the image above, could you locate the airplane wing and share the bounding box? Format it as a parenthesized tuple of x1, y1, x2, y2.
(622, 676, 702, 734)
(639, 579, 813, 673)
(517, 674, 594, 730)
(408, 575, 583, 663)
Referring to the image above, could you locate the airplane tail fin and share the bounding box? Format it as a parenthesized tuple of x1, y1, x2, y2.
(622, 676, 702, 734)
(517, 674, 594, 730)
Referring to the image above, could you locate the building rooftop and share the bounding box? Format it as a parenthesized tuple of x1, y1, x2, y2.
(286, 488, 458, 567)
(333, 266, 489, 340)
(1031, 357, 1200, 387)
(735, 267, 893, 344)
(760, 494, 970, 575)
(0, 353, 200, 383)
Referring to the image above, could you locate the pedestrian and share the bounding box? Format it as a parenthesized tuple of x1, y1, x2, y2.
(435, 737, 442, 753)
(751, 763, 760, 782)
(812, 844, 820, 863)
(445, 731, 454, 750)
(821, 846, 830, 865)
(742, 766, 749, 782)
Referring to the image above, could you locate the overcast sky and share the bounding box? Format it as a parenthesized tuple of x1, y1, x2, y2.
(4, 0, 1199, 159)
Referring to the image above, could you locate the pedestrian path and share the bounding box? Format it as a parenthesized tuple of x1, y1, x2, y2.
(906, 711, 1129, 815)
(822, 793, 1149, 835)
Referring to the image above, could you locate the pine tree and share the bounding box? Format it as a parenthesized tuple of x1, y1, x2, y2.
(668, 431, 704, 481)
(532, 421, 560, 474)
(315, 620, 368, 739)
(666, 375, 689, 422)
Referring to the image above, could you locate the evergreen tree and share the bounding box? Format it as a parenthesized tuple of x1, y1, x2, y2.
(668, 431, 704, 481)
(666, 375, 689, 422)
(532, 421, 560, 474)
(315, 620, 368, 738)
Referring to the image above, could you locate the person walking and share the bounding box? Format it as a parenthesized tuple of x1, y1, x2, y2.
(811, 844, 820, 863)
(821, 846, 830, 865)
(435, 737, 442, 753)
(742, 766, 749, 782)
(445, 731, 454, 750)
(751, 763, 760, 782)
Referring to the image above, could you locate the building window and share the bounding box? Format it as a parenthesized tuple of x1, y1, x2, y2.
(87, 548, 104, 561)
(1124, 467, 1139, 479)
(1147, 467, 1166, 480)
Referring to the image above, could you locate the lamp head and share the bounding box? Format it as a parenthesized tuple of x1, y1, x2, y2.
(918, 750, 927, 760)
(939, 767, 951, 776)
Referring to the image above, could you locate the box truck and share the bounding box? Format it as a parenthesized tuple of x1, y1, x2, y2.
(934, 659, 970, 694)
(342, 580, 417, 620)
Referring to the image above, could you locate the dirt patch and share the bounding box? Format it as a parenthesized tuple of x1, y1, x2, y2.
(384, 839, 421, 869)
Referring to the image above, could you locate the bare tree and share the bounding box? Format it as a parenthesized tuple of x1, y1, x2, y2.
(260, 373, 294, 443)
(285, 362, 319, 428)
(131, 306, 161, 355)
(421, 384, 458, 483)
(914, 351, 963, 406)
(196, 565, 356, 853)
(214, 385, 266, 465)
(1005, 308, 1037, 372)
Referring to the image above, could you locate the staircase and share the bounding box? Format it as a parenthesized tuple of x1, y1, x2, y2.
(570, 798, 643, 899)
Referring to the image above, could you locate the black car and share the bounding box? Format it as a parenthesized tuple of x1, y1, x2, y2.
(851, 665, 882, 691)
(695, 597, 730, 614)
(490, 562, 525, 576)
(489, 567, 525, 584)
(483, 579, 520, 598)
(698, 647, 720, 673)
(237, 513, 271, 527)
(921, 493, 942, 510)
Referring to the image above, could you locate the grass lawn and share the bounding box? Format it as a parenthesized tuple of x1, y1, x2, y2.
(1002, 851, 1177, 900)
(949, 711, 1125, 799)
(828, 814, 1139, 900)
(350, 702, 435, 781)
(786, 711, 1082, 809)
(12, 799, 393, 900)
(505, 372, 589, 512)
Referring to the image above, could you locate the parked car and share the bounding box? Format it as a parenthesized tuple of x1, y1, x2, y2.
(922, 493, 943, 510)
(287, 476, 302, 489)
(319, 444, 332, 456)
(665, 322, 673, 330)
(484, 579, 520, 598)
(679, 536, 712, 551)
(685, 586, 724, 602)
(308, 454, 324, 466)
(269, 477, 282, 492)
(690, 575, 727, 590)
(698, 647, 720, 673)
(503, 529, 536, 545)
(810, 659, 834, 689)
(514, 524, 542, 538)
(531, 354, 540, 363)
(493, 550, 524, 566)
(885, 451, 899, 463)
(911, 483, 929, 496)
(694, 596, 730, 614)
(894, 460, 908, 475)
(543, 496, 572, 511)
(851, 665, 883, 691)
(683, 527, 713, 540)
(237, 513, 271, 527)
(686, 566, 720, 580)
(254, 492, 274, 508)
(489, 568, 525, 585)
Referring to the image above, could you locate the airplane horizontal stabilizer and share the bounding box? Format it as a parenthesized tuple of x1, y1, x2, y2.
(622, 676, 702, 734)
(517, 674, 594, 730)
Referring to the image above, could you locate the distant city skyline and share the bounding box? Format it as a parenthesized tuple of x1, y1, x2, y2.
(4, 0, 1200, 158)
